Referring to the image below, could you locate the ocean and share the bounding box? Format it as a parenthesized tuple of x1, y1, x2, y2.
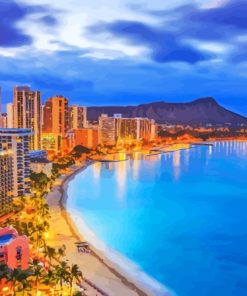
(67, 141, 247, 296)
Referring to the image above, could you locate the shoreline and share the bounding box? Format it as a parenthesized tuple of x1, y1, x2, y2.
(45, 140, 244, 295)
(46, 160, 167, 296)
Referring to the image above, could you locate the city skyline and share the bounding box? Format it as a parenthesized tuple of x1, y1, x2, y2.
(0, 0, 247, 116)
(0, 1, 247, 296)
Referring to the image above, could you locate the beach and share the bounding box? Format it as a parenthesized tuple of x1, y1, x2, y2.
(45, 160, 155, 296)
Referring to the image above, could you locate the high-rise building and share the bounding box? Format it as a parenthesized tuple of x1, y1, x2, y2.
(99, 114, 156, 146)
(13, 86, 41, 150)
(99, 114, 116, 146)
(7, 103, 14, 128)
(0, 128, 32, 197)
(0, 150, 13, 212)
(42, 96, 69, 154)
(70, 105, 87, 129)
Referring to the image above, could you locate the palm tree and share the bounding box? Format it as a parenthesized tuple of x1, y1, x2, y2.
(29, 258, 45, 295)
(0, 263, 9, 285)
(43, 246, 56, 268)
(42, 269, 56, 288)
(67, 264, 83, 296)
(6, 268, 30, 296)
(19, 274, 32, 296)
(38, 203, 50, 220)
(54, 261, 70, 295)
(57, 244, 66, 261)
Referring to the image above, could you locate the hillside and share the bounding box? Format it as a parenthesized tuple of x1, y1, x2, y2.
(87, 97, 247, 126)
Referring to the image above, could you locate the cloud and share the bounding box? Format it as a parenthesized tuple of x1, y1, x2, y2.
(89, 20, 211, 64)
(0, 0, 57, 47)
(144, 0, 247, 42)
(87, 0, 247, 64)
(39, 15, 57, 26)
(188, 1, 247, 30)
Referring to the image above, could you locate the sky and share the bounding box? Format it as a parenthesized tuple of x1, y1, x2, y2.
(0, 0, 247, 116)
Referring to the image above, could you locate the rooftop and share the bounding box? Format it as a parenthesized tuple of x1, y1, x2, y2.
(0, 128, 33, 135)
(31, 157, 51, 164)
(0, 234, 13, 245)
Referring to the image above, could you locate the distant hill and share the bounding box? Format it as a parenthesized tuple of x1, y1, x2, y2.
(87, 97, 247, 126)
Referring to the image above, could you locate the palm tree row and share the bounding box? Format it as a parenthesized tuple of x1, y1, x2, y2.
(0, 259, 83, 296)
(0, 156, 86, 295)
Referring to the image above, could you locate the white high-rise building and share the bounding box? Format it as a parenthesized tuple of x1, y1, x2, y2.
(0, 128, 32, 197)
(0, 149, 13, 212)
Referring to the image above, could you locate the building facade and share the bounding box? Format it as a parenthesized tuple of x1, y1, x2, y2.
(42, 96, 69, 154)
(0, 150, 13, 213)
(30, 158, 52, 178)
(0, 128, 32, 197)
(7, 103, 13, 128)
(99, 114, 116, 146)
(0, 228, 29, 270)
(99, 114, 156, 146)
(70, 105, 87, 129)
(1, 113, 7, 128)
(13, 86, 41, 150)
(68, 128, 99, 150)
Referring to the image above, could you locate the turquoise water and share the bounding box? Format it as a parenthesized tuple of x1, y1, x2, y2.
(67, 141, 247, 296)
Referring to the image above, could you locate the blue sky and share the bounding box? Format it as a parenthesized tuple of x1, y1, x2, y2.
(0, 0, 247, 115)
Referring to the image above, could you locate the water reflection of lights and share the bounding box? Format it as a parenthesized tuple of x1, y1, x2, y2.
(173, 150, 181, 181)
(92, 162, 101, 184)
(132, 158, 140, 180)
(184, 148, 190, 166)
(213, 140, 247, 156)
(116, 161, 127, 200)
(209, 145, 213, 156)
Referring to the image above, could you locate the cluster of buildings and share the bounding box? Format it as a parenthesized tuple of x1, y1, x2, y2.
(1, 87, 156, 155)
(0, 86, 157, 213)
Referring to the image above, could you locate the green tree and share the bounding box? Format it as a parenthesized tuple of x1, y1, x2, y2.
(0, 263, 9, 284)
(42, 269, 56, 288)
(43, 246, 57, 268)
(57, 244, 66, 261)
(6, 268, 30, 296)
(67, 264, 83, 296)
(54, 261, 70, 295)
(29, 258, 45, 295)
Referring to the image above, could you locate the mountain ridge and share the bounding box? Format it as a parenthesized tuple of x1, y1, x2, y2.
(87, 97, 247, 126)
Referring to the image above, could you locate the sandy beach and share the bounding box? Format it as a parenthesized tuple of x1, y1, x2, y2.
(45, 160, 157, 296)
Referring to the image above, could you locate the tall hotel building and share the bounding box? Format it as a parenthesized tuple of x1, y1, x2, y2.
(13, 86, 41, 150)
(0, 128, 32, 197)
(0, 150, 13, 212)
(99, 114, 156, 146)
(7, 103, 14, 128)
(70, 105, 87, 129)
(99, 114, 117, 146)
(115, 116, 156, 143)
(42, 96, 69, 154)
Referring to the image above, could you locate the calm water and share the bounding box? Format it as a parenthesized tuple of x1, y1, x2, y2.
(67, 141, 247, 296)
